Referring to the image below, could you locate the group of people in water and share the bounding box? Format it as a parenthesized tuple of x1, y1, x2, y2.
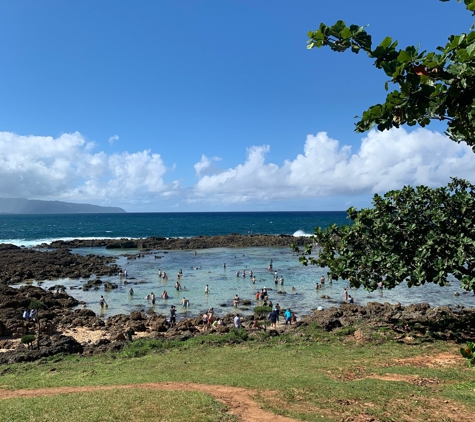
(98, 258, 338, 328)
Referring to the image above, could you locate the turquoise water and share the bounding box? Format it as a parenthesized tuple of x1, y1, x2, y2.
(35, 246, 475, 321)
(3, 212, 475, 320)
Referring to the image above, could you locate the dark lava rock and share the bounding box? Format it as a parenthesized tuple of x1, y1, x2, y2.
(0, 245, 120, 285)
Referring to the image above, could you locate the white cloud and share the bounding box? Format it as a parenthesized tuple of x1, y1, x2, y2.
(191, 128, 475, 204)
(108, 135, 119, 145)
(0, 131, 176, 203)
(1, 128, 474, 211)
(194, 154, 222, 177)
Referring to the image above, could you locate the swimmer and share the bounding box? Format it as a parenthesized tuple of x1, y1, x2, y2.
(320, 275, 325, 284)
(151, 292, 156, 305)
(205, 284, 210, 294)
(236, 271, 240, 277)
(291, 286, 296, 291)
(280, 276, 284, 285)
(129, 288, 134, 295)
(233, 294, 240, 307)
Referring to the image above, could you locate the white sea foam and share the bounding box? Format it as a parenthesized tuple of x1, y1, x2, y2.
(293, 230, 313, 237)
(0, 237, 134, 248)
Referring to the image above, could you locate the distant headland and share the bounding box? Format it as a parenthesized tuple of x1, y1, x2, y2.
(0, 198, 126, 214)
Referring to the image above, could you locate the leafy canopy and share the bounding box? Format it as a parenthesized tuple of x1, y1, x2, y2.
(302, 179, 475, 292)
(302, 1, 475, 293)
(307, 0, 475, 150)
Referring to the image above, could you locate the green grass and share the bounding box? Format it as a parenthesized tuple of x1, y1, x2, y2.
(0, 389, 236, 422)
(1, 331, 474, 421)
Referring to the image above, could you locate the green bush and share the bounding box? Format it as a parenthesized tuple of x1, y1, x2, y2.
(460, 342, 475, 367)
(21, 334, 36, 350)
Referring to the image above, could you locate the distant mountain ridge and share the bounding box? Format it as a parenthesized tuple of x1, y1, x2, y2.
(0, 198, 126, 214)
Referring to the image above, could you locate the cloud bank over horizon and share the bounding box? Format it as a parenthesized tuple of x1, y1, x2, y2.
(0, 128, 474, 211)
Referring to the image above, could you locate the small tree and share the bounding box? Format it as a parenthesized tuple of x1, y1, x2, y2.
(21, 334, 36, 351)
(254, 305, 272, 331)
(28, 299, 46, 350)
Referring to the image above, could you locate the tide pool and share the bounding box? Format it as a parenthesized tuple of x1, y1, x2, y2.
(31, 246, 475, 322)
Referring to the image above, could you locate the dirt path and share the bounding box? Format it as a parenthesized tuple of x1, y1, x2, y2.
(0, 382, 299, 422)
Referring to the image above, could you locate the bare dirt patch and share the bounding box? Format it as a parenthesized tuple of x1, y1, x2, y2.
(0, 382, 300, 422)
(366, 374, 440, 386)
(392, 352, 463, 368)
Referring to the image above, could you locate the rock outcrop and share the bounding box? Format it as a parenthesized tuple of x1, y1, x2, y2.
(0, 244, 120, 285)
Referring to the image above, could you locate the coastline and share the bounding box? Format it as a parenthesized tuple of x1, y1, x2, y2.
(1, 283, 474, 365)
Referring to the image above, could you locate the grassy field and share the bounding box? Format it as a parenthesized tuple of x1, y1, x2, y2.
(0, 327, 474, 421)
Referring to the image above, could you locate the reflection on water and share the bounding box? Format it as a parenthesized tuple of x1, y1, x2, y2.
(31, 246, 475, 321)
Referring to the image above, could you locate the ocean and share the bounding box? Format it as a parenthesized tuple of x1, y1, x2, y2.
(0, 211, 347, 245)
(1, 211, 474, 320)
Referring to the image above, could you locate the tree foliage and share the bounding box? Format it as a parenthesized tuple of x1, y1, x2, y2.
(301, 179, 475, 292)
(302, 1, 475, 293)
(28, 299, 46, 350)
(307, 0, 475, 149)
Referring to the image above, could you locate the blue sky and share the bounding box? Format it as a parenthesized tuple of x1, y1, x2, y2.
(0, 0, 474, 212)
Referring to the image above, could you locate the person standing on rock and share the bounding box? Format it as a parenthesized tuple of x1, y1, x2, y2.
(170, 305, 176, 327)
(268, 308, 277, 328)
(234, 314, 241, 329)
(275, 303, 281, 324)
(284, 309, 292, 325)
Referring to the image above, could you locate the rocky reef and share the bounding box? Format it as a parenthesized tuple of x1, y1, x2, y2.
(43, 233, 308, 250)
(0, 244, 120, 285)
(1, 285, 474, 365)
